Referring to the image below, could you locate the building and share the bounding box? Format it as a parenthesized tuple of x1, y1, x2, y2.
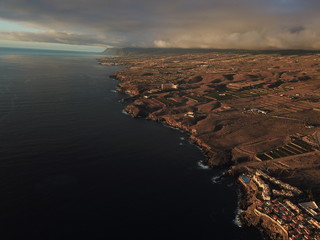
(299, 201, 320, 217)
(161, 83, 178, 90)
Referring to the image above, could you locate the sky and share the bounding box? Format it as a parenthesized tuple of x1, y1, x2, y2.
(0, 0, 320, 51)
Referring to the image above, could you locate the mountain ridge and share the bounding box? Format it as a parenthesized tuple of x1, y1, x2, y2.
(102, 47, 320, 56)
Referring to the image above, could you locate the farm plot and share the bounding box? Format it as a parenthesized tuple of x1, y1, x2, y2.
(206, 87, 289, 101)
(255, 138, 314, 161)
(155, 97, 177, 107)
(186, 95, 212, 103)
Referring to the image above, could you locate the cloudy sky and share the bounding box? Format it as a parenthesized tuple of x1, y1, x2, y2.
(0, 0, 320, 51)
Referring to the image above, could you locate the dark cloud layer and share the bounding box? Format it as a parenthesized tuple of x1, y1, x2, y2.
(0, 0, 320, 49)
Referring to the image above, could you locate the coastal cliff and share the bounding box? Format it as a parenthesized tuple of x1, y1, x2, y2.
(99, 52, 320, 240)
(100, 52, 320, 187)
(124, 99, 229, 167)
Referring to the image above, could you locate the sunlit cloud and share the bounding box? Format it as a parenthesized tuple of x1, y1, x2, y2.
(0, 0, 320, 49)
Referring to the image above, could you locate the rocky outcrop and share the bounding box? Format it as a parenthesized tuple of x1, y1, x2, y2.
(124, 104, 148, 118)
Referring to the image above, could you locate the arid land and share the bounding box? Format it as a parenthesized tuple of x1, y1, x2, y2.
(99, 52, 320, 196)
(99, 52, 320, 239)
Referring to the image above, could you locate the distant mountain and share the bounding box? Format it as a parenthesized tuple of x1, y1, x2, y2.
(102, 47, 239, 56)
(102, 47, 320, 56)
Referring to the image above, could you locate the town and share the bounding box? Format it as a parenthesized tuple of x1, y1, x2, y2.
(239, 170, 320, 240)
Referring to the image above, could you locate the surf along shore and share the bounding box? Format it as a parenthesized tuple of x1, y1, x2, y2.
(98, 51, 320, 240)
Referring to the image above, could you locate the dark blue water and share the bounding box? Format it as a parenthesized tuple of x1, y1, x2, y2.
(0, 48, 261, 240)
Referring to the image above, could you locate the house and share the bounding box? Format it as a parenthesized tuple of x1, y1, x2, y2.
(161, 83, 178, 90)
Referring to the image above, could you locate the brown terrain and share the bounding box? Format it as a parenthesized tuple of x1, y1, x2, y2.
(99, 52, 320, 196)
(99, 52, 320, 239)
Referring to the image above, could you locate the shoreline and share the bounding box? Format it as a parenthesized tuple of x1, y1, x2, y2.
(117, 87, 230, 168)
(122, 99, 231, 168)
(100, 52, 320, 240)
(110, 67, 263, 237)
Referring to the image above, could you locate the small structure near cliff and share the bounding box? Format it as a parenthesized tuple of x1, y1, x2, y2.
(161, 83, 178, 90)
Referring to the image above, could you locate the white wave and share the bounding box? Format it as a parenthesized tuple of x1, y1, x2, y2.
(233, 207, 244, 228)
(211, 175, 221, 184)
(110, 89, 117, 93)
(196, 145, 203, 151)
(211, 171, 226, 184)
(165, 125, 179, 131)
(197, 160, 210, 169)
(161, 123, 184, 133)
(179, 137, 185, 140)
(179, 142, 184, 146)
(233, 189, 243, 228)
(121, 109, 130, 115)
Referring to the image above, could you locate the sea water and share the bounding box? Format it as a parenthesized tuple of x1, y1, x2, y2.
(0, 48, 261, 239)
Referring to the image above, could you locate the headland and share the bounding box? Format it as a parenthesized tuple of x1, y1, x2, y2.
(99, 50, 320, 239)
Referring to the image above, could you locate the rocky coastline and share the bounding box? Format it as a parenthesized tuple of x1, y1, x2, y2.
(121, 86, 229, 168)
(116, 73, 289, 240)
(101, 52, 320, 240)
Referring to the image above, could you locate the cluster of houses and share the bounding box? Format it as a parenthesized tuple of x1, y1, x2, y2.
(256, 170, 302, 195)
(252, 174, 271, 200)
(245, 108, 269, 115)
(240, 170, 320, 240)
(272, 189, 296, 198)
(256, 199, 320, 240)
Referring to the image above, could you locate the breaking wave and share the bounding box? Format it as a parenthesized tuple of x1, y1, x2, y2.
(121, 109, 130, 115)
(197, 160, 210, 169)
(233, 189, 243, 228)
(234, 207, 244, 228)
(211, 171, 226, 184)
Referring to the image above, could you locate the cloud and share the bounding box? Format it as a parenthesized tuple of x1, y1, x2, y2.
(0, 0, 320, 49)
(0, 30, 109, 46)
(154, 40, 170, 48)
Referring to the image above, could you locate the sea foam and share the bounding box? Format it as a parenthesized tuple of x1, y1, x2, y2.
(211, 171, 226, 184)
(233, 189, 243, 227)
(197, 160, 210, 170)
(121, 109, 130, 115)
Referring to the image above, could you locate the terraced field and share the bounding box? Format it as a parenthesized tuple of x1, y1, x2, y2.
(206, 87, 289, 101)
(256, 138, 314, 161)
(186, 95, 212, 103)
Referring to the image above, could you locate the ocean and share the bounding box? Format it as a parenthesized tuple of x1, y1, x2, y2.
(0, 48, 261, 239)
